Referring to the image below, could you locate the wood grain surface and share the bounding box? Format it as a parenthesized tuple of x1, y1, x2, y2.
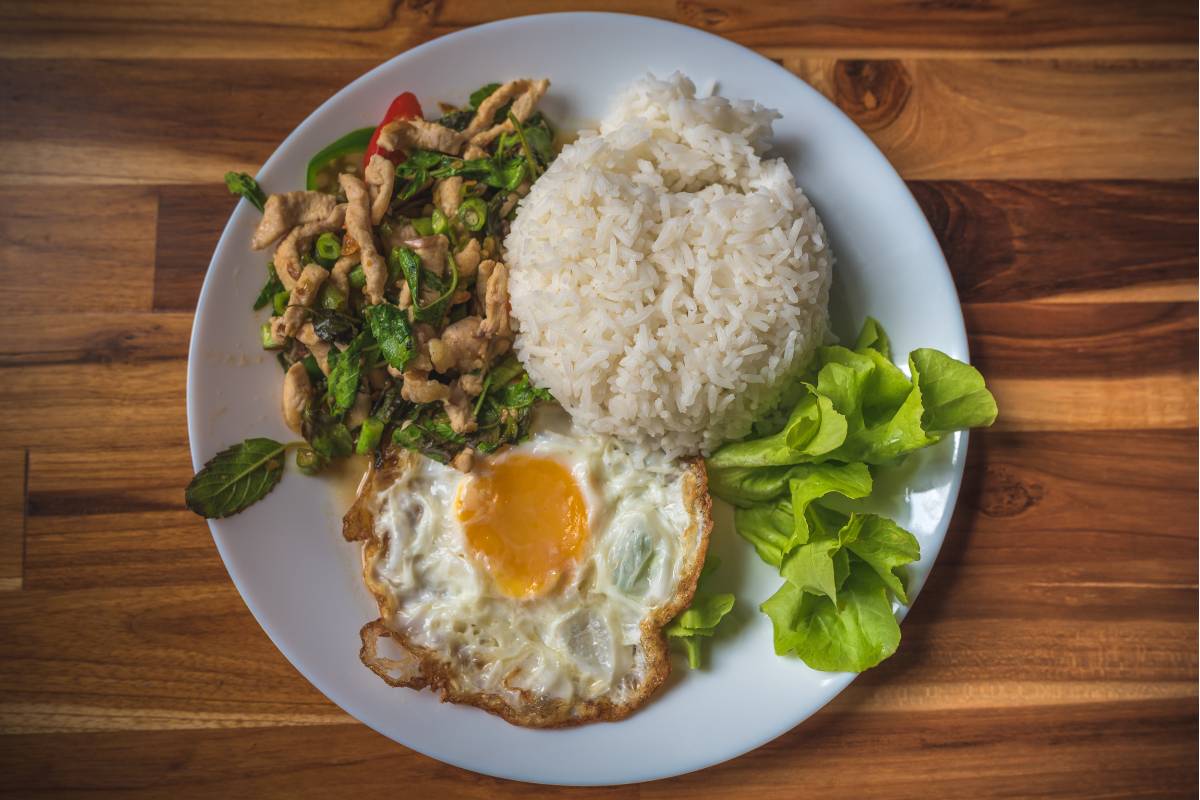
(0, 1, 1195, 797)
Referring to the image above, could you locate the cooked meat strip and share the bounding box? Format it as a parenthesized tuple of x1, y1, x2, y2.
(400, 370, 451, 404)
(463, 144, 488, 161)
(295, 322, 332, 374)
(403, 235, 449, 277)
(281, 362, 312, 433)
(251, 192, 338, 251)
(479, 261, 511, 340)
(436, 316, 489, 373)
(272, 204, 345, 289)
(377, 119, 464, 156)
(433, 177, 463, 218)
(463, 79, 550, 146)
(364, 154, 395, 225)
(280, 263, 328, 336)
(449, 447, 474, 473)
(443, 382, 478, 435)
(475, 259, 496, 314)
(455, 238, 481, 281)
(340, 173, 387, 305)
(329, 252, 359, 297)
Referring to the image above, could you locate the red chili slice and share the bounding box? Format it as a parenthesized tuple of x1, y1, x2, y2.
(363, 91, 424, 168)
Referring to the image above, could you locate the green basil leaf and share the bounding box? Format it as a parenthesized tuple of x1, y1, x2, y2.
(253, 263, 284, 311)
(224, 171, 266, 213)
(185, 438, 286, 518)
(363, 303, 414, 372)
(469, 83, 501, 109)
(325, 331, 370, 418)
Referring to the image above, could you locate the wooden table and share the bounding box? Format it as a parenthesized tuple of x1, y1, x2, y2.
(0, 2, 1196, 797)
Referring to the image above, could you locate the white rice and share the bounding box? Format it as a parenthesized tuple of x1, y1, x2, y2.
(505, 73, 833, 458)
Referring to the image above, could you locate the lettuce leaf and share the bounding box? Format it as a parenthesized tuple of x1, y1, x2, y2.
(705, 318, 997, 674)
(667, 558, 736, 669)
(762, 563, 901, 672)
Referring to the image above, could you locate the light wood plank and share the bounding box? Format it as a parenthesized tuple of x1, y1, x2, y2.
(988, 373, 1197, 431)
(0, 451, 24, 591)
(0, 187, 156, 314)
(789, 59, 1199, 179)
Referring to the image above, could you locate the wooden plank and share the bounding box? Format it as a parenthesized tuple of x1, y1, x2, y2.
(0, 361, 188, 450)
(643, 700, 1197, 799)
(0, 187, 156, 314)
(989, 374, 1197, 431)
(0, 59, 375, 187)
(910, 180, 1198, 302)
(2, 62, 1196, 187)
(0, 0, 1194, 60)
(22, 447, 224, 590)
(0, 584, 347, 734)
(154, 184, 237, 311)
(789, 59, 1198, 179)
(964, 302, 1197, 378)
(0, 703, 1192, 798)
(0, 313, 191, 367)
(0, 451, 24, 591)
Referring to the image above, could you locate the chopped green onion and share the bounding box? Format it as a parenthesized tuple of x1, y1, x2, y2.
(355, 417, 384, 455)
(411, 216, 435, 236)
(431, 208, 450, 235)
(272, 290, 290, 317)
(315, 232, 342, 267)
(318, 283, 346, 311)
(349, 264, 367, 290)
(260, 322, 281, 350)
(458, 197, 487, 231)
(295, 446, 327, 475)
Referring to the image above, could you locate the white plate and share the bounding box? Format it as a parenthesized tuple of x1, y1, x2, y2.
(188, 11, 968, 786)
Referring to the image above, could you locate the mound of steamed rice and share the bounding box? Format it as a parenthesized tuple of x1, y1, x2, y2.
(505, 73, 833, 458)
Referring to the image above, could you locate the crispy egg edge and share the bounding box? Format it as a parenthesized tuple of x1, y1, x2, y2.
(341, 447, 714, 728)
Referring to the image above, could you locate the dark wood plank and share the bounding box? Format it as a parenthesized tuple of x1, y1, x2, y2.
(0, 313, 191, 367)
(0, 0, 1194, 59)
(0, 702, 1192, 798)
(912, 180, 1198, 302)
(154, 185, 237, 311)
(0, 187, 156, 314)
(0, 450, 24, 591)
(965, 301, 1197, 378)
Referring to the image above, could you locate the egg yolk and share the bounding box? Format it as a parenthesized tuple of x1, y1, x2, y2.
(455, 454, 588, 599)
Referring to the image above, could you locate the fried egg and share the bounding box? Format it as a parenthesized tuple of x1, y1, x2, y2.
(343, 413, 711, 727)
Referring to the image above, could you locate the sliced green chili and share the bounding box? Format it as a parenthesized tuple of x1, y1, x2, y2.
(272, 290, 290, 317)
(355, 417, 384, 455)
(458, 197, 487, 231)
(411, 217, 435, 236)
(315, 232, 342, 266)
(349, 265, 367, 290)
(305, 127, 375, 192)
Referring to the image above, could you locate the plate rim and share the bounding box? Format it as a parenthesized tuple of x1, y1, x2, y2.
(187, 10, 969, 786)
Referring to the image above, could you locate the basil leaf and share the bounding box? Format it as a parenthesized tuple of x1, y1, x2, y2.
(435, 109, 474, 132)
(185, 438, 286, 518)
(224, 171, 267, 212)
(325, 331, 370, 418)
(363, 303, 414, 372)
(253, 263, 284, 311)
(307, 412, 354, 460)
(389, 246, 422, 306)
(666, 557, 735, 669)
(469, 83, 501, 109)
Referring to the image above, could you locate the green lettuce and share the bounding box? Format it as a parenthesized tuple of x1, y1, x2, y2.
(706, 319, 997, 673)
(667, 558, 736, 669)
